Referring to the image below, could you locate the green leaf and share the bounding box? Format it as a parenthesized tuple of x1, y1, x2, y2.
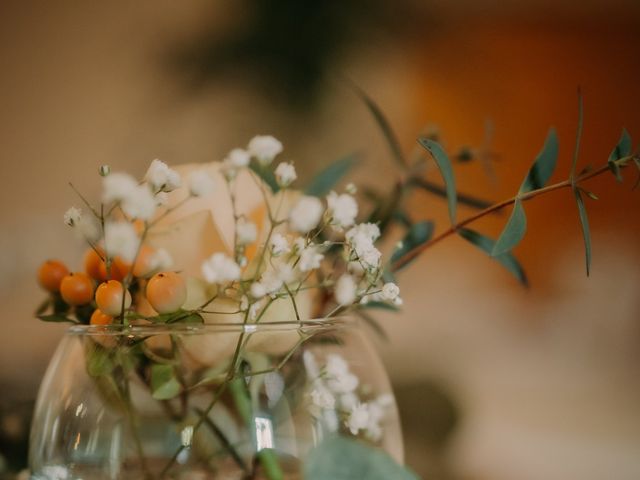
(87, 348, 115, 377)
(390, 221, 434, 269)
(249, 161, 280, 193)
(574, 188, 592, 276)
(458, 227, 528, 286)
(608, 129, 632, 182)
(520, 128, 559, 193)
(35, 297, 51, 315)
(353, 86, 406, 168)
(360, 301, 400, 312)
(37, 313, 78, 324)
(304, 436, 419, 480)
(491, 199, 527, 256)
(410, 177, 492, 210)
(305, 154, 359, 197)
(150, 364, 182, 400)
(418, 138, 457, 224)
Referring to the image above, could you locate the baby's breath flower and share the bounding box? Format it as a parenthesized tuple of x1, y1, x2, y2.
(259, 262, 294, 294)
(99, 165, 111, 177)
(188, 170, 216, 197)
(145, 159, 181, 193)
(249, 299, 263, 320)
(201, 253, 241, 284)
(121, 185, 156, 220)
(104, 221, 140, 262)
(293, 237, 306, 252)
(345, 182, 357, 195)
(298, 246, 323, 272)
(347, 403, 370, 436)
(289, 196, 324, 233)
(149, 248, 173, 272)
(335, 273, 357, 305)
(77, 215, 100, 242)
(236, 218, 257, 245)
(381, 282, 400, 301)
(274, 162, 297, 187)
(270, 233, 290, 256)
(346, 223, 380, 243)
(227, 148, 251, 168)
(250, 282, 267, 299)
(63, 207, 82, 227)
(240, 295, 249, 311)
(327, 191, 358, 229)
(311, 386, 336, 410)
(155, 191, 169, 206)
(102, 172, 138, 204)
(248, 135, 283, 165)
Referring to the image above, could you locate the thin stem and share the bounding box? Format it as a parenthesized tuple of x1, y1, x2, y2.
(391, 158, 632, 271)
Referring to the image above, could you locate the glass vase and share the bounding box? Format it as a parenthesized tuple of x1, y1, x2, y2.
(29, 318, 403, 479)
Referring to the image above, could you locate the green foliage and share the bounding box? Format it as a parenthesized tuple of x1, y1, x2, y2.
(304, 436, 419, 480)
(520, 128, 559, 193)
(491, 199, 527, 256)
(608, 128, 632, 182)
(353, 86, 406, 168)
(250, 161, 280, 193)
(390, 221, 434, 270)
(418, 139, 457, 224)
(573, 189, 592, 276)
(36, 313, 78, 324)
(305, 154, 359, 197)
(87, 347, 115, 377)
(150, 364, 182, 400)
(458, 228, 528, 286)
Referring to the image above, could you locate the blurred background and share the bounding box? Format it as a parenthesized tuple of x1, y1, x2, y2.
(1, 1, 639, 478)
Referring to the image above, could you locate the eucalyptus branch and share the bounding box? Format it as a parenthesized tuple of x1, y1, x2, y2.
(391, 155, 637, 272)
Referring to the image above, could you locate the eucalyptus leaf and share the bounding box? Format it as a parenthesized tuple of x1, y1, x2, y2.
(305, 154, 359, 197)
(150, 363, 182, 400)
(390, 221, 434, 269)
(491, 199, 527, 256)
(353, 86, 406, 168)
(458, 228, 528, 286)
(37, 313, 78, 324)
(418, 138, 457, 224)
(608, 128, 632, 182)
(520, 128, 559, 193)
(304, 436, 419, 480)
(360, 301, 400, 312)
(574, 188, 592, 276)
(249, 161, 280, 193)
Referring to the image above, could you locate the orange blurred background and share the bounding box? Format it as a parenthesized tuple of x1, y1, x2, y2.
(0, 1, 639, 478)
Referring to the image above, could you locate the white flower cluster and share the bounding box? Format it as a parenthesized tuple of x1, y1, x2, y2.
(304, 351, 392, 442)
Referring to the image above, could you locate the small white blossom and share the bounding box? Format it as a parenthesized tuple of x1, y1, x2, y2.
(76, 215, 100, 242)
(270, 233, 290, 256)
(335, 274, 357, 305)
(298, 246, 323, 272)
(303, 351, 320, 378)
(289, 196, 324, 233)
(250, 282, 267, 299)
(240, 295, 249, 311)
(311, 386, 336, 410)
(63, 207, 82, 227)
(248, 135, 283, 165)
(381, 282, 400, 301)
(99, 165, 111, 177)
(102, 172, 138, 204)
(346, 225, 382, 271)
(155, 191, 169, 206)
(236, 218, 257, 245)
(293, 237, 306, 252)
(347, 403, 370, 435)
(201, 253, 241, 284)
(104, 222, 140, 262)
(326, 191, 358, 229)
(325, 354, 350, 378)
(259, 262, 294, 294)
(327, 371, 359, 394)
(149, 248, 173, 271)
(323, 410, 340, 432)
(145, 159, 181, 192)
(274, 162, 297, 187)
(360, 246, 381, 270)
(340, 392, 359, 410)
(121, 184, 156, 220)
(345, 182, 357, 195)
(188, 170, 216, 197)
(249, 300, 263, 320)
(346, 223, 380, 243)
(225, 148, 251, 168)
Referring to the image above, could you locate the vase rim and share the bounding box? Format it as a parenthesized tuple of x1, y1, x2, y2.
(66, 316, 355, 336)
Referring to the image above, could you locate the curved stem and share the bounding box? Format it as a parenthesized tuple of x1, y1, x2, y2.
(391, 160, 626, 272)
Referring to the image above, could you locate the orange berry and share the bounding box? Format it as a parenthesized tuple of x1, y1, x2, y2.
(37, 260, 69, 292)
(132, 245, 157, 278)
(84, 249, 107, 282)
(90, 309, 113, 326)
(146, 271, 187, 314)
(95, 280, 132, 316)
(98, 256, 131, 282)
(60, 272, 94, 306)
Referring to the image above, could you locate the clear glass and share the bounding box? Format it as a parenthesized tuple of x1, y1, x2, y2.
(29, 318, 403, 479)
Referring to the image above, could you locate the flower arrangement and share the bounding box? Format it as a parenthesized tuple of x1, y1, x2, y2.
(32, 93, 639, 479)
